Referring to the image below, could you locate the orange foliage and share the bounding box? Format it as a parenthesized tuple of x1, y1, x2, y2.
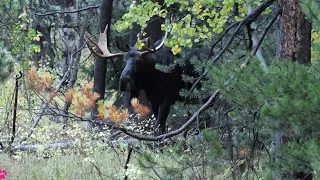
(26, 66, 38, 89)
(26, 66, 54, 92)
(65, 89, 74, 103)
(239, 148, 249, 156)
(74, 93, 85, 117)
(97, 103, 108, 120)
(85, 92, 100, 108)
(71, 83, 101, 117)
(81, 83, 100, 108)
(26, 66, 38, 81)
(82, 83, 93, 97)
(41, 72, 53, 88)
(109, 105, 128, 126)
(131, 98, 150, 119)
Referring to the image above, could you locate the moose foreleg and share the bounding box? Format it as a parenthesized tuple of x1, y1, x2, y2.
(154, 101, 171, 135)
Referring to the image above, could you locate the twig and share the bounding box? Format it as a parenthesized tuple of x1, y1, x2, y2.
(243, 10, 280, 67)
(90, 161, 104, 180)
(34, 4, 100, 16)
(124, 146, 133, 180)
(208, 21, 240, 59)
(130, 147, 163, 180)
(12, 141, 76, 151)
(19, 89, 218, 145)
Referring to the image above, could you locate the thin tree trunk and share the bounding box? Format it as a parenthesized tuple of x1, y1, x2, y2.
(60, 0, 78, 78)
(62, 15, 89, 122)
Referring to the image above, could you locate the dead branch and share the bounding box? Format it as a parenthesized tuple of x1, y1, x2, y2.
(117, 89, 220, 141)
(252, 10, 280, 56)
(124, 147, 133, 180)
(34, 4, 100, 16)
(11, 139, 143, 152)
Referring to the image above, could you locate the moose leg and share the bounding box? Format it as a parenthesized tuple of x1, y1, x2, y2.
(155, 101, 171, 135)
(123, 89, 140, 113)
(122, 92, 133, 112)
(151, 103, 159, 120)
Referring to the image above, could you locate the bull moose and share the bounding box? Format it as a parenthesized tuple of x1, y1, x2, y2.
(87, 25, 189, 135)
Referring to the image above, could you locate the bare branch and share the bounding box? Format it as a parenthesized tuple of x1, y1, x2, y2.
(207, 21, 240, 59)
(252, 11, 280, 56)
(242, 10, 280, 67)
(34, 4, 100, 16)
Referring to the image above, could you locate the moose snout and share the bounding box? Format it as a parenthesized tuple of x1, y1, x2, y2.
(119, 76, 134, 92)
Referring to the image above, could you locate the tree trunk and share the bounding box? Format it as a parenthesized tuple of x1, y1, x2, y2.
(62, 15, 89, 123)
(274, 0, 311, 179)
(277, 0, 311, 64)
(89, 0, 114, 128)
(146, 0, 164, 41)
(32, 25, 55, 68)
(60, 0, 78, 78)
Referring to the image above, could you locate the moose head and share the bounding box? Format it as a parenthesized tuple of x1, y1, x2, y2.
(87, 25, 166, 93)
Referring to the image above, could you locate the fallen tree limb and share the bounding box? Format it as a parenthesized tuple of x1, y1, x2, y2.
(11, 139, 142, 152)
(117, 89, 220, 141)
(12, 141, 76, 152)
(15, 88, 219, 148)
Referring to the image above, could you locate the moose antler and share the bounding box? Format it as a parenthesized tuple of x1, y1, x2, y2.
(87, 24, 126, 58)
(140, 28, 169, 55)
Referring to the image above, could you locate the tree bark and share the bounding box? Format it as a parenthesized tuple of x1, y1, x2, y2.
(60, 0, 78, 77)
(277, 0, 311, 64)
(62, 15, 89, 123)
(32, 25, 55, 68)
(146, 0, 164, 41)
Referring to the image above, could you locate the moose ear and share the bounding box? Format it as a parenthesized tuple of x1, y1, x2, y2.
(116, 37, 130, 52)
